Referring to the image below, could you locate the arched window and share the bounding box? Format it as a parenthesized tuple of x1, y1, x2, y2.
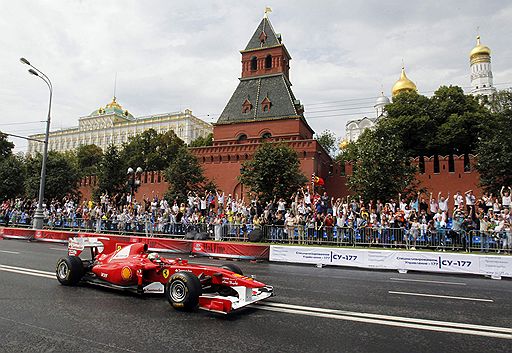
(265, 55, 272, 69)
(238, 134, 248, 142)
(261, 132, 271, 139)
(250, 56, 257, 71)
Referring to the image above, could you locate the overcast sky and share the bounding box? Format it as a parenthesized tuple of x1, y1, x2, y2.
(2, 0, 511, 152)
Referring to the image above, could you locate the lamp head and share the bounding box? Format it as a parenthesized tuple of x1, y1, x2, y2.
(28, 69, 38, 76)
(136, 167, 143, 174)
(127, 167, 134, 175)
(20, 57, 31, 65)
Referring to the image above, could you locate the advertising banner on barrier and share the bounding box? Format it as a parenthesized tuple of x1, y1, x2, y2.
(0, 227, 34, 240)
(270, 246, 512, 278)
(35, 230, 76, 243)
(192, 241, 269, 260)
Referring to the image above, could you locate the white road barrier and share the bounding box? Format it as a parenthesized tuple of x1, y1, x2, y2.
(270, 246, 512, 278)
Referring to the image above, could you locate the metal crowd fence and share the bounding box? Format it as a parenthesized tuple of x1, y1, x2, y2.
(1, 214, 509, 253)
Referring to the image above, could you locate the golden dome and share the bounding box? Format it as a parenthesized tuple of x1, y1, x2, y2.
(470, 36, 491, 62)
(392, 67, 417, 96)
(339, 139, 349, 150)
(106, 96, 123, 110)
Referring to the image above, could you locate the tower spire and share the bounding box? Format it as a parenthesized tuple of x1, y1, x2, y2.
(113, 72, 117, 101)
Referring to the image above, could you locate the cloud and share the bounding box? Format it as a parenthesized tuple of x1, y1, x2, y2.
(1, 0, 511, 151)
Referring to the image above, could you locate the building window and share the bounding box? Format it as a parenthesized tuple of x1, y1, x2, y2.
(261, 132, 271, 140)
(265, 55, 272, 69)
(250, 56, 257, 71)
(261, 96, 271, 112)
(242, 99, 252, 114)
(237, 134, 248, 142)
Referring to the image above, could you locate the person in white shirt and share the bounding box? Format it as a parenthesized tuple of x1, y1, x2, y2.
(453, 191, 464, 211)
(438, 192, 449, 215)
(500, 186, 511, 209)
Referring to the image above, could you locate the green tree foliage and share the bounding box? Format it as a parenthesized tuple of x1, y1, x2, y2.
(96, 145, 127, 197)
(121, 129, 184, 171)
(476, 90, 512, 193)
(0, 154, 25, 200)
(381, 86, 489, 157)
(347, 129, 417, 202)
(76, 144, 103, 176)
(316, 130, 338, 157)
(164, 146, 206, 203)
(24, 151, 80, 201)
(189, 133, 213, 147)
(239, 143, 308, 203)
(0, 132, 14, 160)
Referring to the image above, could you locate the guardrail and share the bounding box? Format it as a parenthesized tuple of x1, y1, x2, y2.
(1, 216, 509, 253)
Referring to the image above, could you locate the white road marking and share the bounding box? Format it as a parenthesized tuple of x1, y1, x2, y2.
(0, 264, 55, 279)
(49, 247, 67, 251)
(0, 264, 55, 275)
(389, 277, 466, 286)
(256, 305, 511, 339)
(0, 250, 20, 254)
(388, 291, 493, 302)
(258, 302, 511, 334)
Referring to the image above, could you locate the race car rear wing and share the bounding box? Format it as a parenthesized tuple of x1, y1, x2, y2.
(68, 237, 108, 256)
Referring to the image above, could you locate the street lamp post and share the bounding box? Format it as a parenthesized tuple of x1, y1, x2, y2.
(20, 57, 52, 230)
(127, 167, 143, 203)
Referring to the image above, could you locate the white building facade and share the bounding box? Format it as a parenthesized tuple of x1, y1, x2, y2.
(27, 97, 212, 154)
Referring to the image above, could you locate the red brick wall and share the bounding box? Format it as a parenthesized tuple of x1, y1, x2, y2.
(241, 46, 290, 79)
(78, 155, 481, 206)
(212, 118, 313, 144)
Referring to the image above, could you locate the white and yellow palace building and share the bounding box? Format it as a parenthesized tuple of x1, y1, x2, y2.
(27, 97, 212, 154)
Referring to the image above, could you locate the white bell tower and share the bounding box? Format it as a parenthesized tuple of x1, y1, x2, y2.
(469, 36, 496, 97)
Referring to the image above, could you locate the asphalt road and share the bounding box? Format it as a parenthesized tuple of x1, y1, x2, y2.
(0, 239, 510, 353)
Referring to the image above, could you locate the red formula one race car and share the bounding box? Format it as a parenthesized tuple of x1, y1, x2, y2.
(56, 237, 273, 314)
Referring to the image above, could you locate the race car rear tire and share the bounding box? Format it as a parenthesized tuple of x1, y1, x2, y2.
(165, 272, 202, 311)
(56, 256, 84, 286)
(221, 263, 243, 275)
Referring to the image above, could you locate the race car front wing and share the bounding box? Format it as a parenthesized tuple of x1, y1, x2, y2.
(198, 285, 274, 314)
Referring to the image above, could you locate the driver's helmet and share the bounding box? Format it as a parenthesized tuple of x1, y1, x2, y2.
(147, 252, 161, 263)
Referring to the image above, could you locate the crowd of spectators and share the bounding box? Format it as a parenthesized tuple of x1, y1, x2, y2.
(1, 186, 511, 253)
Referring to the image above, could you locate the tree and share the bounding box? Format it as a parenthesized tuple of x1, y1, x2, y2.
(164, 146, 206, 203)
(189, 133, 213, 147)
(316, 130, 337, 157)
(381, 86, 489, 157)
(476, 90, 512, 193)
(24, 151, 80, 201)
(0, 154, 25, 200)
(96, 145, 127, 198)
(0, 131, 14, 161)
(76, 144, 103, 176)
(121, 129, 184, 171)
(239, 143, 308, 203)
(347, 128, 417, 202)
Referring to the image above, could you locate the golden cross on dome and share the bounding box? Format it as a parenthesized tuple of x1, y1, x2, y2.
(264, 6, 272, 18)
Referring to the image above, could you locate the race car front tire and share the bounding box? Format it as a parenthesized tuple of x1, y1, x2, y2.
(165, 272, 202, 311)
(221, 263, 243, 275)
(56, 256, 84, 285)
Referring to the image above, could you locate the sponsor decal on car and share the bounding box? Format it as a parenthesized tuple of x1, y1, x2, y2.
(162, 269, 170, 279)
(121, 266, 132, 280)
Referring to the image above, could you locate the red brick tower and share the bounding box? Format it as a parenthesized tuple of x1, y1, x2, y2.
(192, 13, 340, 196)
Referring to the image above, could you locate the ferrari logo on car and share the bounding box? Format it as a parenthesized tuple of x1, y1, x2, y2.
(121, 266, 132, 280)
(162, 269, 170, 279)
